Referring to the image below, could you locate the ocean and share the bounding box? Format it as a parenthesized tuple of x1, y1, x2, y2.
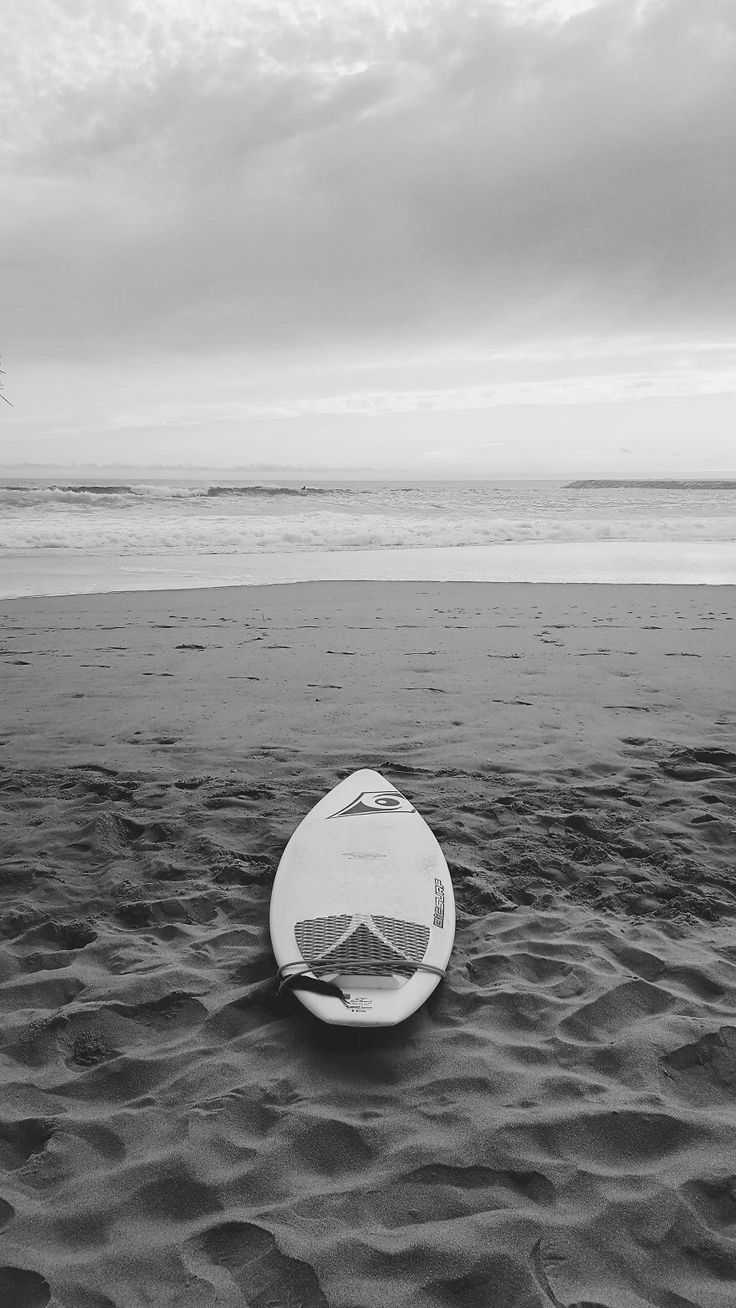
(1, 478, 736, 597)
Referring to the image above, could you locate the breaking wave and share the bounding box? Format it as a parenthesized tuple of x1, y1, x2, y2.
(2, 479, 734, 572)
(0, 482, 333, 509)
(2, 513, 735, 554)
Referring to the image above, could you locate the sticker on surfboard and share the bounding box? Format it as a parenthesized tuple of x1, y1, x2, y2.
(328, 790, 415, 819)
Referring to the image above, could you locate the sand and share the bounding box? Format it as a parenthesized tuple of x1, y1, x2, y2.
(1, 580, 735, 1308)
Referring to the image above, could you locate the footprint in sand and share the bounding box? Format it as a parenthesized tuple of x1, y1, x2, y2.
(0, 1267, 51, 1307)
(31, 919, 97, 950)
(663, 1027, 736, 1103)
(407, 1163, 555, 1205)
(681, 1173, 736, 1232)
(198, 1220, 328, 1306)
(67, 1029, 115, 1068)
(426, 1254, 543, 1308)
(125, 1161, 220, 1223)
(660, 747, 736, 780)
(70, 810, 145, 855)
(0, 1118, 55, 1170)
(558, 977, 675, 1041)
(109, 991, 208, 1029)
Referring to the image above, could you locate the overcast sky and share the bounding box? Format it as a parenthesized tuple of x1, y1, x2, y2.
(2, 0, 735, 476)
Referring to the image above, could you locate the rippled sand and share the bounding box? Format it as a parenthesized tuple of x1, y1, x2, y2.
(1, 582, 735, 1307)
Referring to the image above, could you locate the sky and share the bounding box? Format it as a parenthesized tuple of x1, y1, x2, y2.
(2, 0, 736, 477)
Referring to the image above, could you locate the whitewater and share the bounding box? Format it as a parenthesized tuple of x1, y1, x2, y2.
(1, 478, 735, 596)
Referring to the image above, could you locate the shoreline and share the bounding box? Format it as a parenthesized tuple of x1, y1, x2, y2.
(4, 540, 736, 598)
(4, 574, 736, 607)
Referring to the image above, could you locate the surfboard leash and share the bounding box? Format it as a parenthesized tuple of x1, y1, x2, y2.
(276, 960, 447, 1005)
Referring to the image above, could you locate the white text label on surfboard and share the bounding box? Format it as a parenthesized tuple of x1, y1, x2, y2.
(433, 878, 445, 928)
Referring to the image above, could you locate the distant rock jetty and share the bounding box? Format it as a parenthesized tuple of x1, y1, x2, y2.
(566, 479, 736, 490)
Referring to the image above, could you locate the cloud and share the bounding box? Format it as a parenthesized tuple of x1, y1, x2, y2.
(3, 0, 736, 364)
(93, 360, 736, 435)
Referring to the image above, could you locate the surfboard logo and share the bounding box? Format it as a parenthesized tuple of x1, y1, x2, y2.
(328, 790, 415, 818)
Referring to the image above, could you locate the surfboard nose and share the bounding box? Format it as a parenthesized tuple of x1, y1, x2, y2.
(345, 767, 392, 791)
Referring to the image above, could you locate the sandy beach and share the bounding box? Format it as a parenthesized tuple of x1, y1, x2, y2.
(2, 580, 736, 1308)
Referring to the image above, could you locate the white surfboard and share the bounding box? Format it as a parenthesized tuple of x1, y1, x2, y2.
(270, 769, 455, 1027)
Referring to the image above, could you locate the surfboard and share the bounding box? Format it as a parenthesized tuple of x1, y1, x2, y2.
(269, 769, 455, 1027)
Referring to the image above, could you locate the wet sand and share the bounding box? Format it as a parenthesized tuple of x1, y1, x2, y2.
(1, 581, 736, 1307)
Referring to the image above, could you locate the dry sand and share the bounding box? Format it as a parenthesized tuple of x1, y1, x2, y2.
(1, 580, 735, 1308)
